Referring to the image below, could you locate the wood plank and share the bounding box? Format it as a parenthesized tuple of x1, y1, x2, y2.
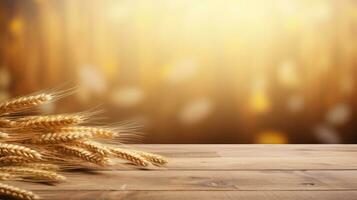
(107, 157, 357, 170)
(132, 145, 357, 158)
(106, 145, 357, 170)
(157, 157, 357, 170)
(35, 191, 357, 200)
(6, 170, 357, 191)
(3, 145, 357, 200)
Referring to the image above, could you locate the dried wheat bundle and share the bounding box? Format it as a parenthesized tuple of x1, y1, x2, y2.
(0, 90, 168, 200)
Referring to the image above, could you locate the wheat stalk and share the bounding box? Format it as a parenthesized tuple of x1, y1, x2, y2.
(110, 147, 149, 167)
(56, 145, 111, 166)
(0, 143, 42, 160)
(0, 93, 52, 116)
(0, 182, 40, 200)
(0, 166, 65, 181)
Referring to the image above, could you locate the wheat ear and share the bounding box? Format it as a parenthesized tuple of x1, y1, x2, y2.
(56, 145, 111, 166)
(23, 163, 60, 171)
(60, 126, 119, 138)
(0, 166, 65, 181)
(0, 172, 15, 180)
(14, 114, 84, 130)
(0, 182, 39, 200)
(30, 131, 94, 144)
(0, 143, 41, 160)
(0, 131, 9, 139)
(73, 140, 111, 156)
(110, 147, 149, 167)
(0, 93, 52, 116)
(0, 118, 15, 128)
(0, 155, 32, 165)
(133, 150, 168, 166)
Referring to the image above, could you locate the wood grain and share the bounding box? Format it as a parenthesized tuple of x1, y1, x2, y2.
(35, 191, 357, 200)
(7, 170, 357, 191)
(6, 145, 357, 199)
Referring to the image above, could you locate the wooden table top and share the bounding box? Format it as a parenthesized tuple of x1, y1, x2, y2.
(6, 145, 357, 199)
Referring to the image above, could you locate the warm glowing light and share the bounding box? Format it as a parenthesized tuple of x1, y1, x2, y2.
(1, 0, 356, 144)
(79, 65, 107, 94)
(179, 98, 213, 125)
(161, 59, 199, 84)
(277, 60, 300, 89)
(255, 131, 288, 144)
(77, 65, 107, 103)
(249, 79, 271, 114)
(325, 103, 351, 126)
(110, 86, 144, 108)
(340, 76, 354, 95)
(9, 17, 23, 36)
(0, 68, 11, 89)
(0, 91, 9, 102)
(287, 94, 304, 113)
(314, 124, 341, 144)
(250, 90, 270, 114)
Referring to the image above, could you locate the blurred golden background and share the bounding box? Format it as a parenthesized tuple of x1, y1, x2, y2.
(0, 0, 356, 144)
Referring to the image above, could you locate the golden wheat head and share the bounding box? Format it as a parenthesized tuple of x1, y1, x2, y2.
(60, 126, 119, 138)
(23, 163, 60, 171)
(30, 131, 94, 144)
(55, 145, 111, 166)
(14, 114, 85, 130)
(0, 182, 40, 200)
(134, 150, 168, 166)
(0, 172, 15, 180)
(73, 140, 111, 156)
(0, 166, 65, 182)
(110, 147, 150, 167)
(0, 118, 15, 128)
(0, 93, 52, 116)
(0, 155, 32, 165)
(0, 143, 42, 160)
(0, 131, 9, 139)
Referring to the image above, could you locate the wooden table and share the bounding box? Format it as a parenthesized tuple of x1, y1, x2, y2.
(7, 145, 357, 199)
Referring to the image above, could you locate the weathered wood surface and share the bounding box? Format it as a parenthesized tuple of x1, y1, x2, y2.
(4, 145, 357, 199)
